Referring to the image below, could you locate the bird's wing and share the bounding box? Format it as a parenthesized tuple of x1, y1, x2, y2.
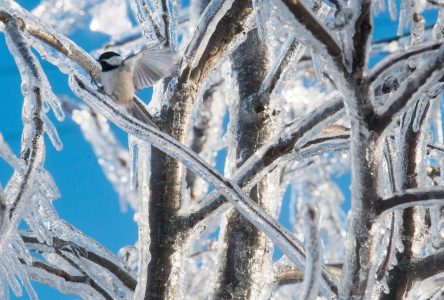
(124, 45, 175, 90)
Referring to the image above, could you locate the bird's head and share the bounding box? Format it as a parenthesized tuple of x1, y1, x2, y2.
(98, 51, 123, 71)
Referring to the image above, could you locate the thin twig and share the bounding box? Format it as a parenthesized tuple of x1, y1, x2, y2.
(368, 41, 443, 83)
(379, 188, 444, 214)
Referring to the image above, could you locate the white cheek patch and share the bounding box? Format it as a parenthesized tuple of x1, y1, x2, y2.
(105, 56, 123, 66)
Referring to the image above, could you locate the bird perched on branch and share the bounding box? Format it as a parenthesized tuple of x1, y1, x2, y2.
(98, 44, 174, 127)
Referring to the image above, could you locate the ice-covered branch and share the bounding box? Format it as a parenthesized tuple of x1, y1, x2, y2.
(375, 43, 444, 131)
(298, 132, 349, 159)
(57, 250, 115, 300)
(182, 128, 349, 231)
(131, 0, 164, 42)
(260, 1, 330, 95)
(27, 259, 113, 299)
(186, 78, 226, 203)
(22, 235, 137, 291)
(280, 0, 345, 73)
(184, 0, 236, 68)
(0, 7, 100, 81)
(213, 28, 277, 299)
(378, 188, 444, 213)
(274, 266, 304, 286)
(1, 17, 46, 244)
(274, 264, 342, 287)
(300, 204, 322, 300)
(350, 1, 373, 78)
(183, 97, 345, 225)
(410, 248, 444, 282)
(69, 75, 339, 295)
(182, 0, 253, 85)
(368, 41, 443, 83)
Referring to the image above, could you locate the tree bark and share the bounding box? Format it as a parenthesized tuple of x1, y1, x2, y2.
(143, 1, 254, 299)
(213, 29, 280, 300)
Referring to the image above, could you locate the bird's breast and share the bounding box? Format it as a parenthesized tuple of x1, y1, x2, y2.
(101, 68, 135, 106)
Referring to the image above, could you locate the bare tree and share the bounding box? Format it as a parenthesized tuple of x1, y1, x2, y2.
(2, 0, 444, 299)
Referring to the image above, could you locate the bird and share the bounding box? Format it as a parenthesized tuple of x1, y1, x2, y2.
(97, 44, 174, 127)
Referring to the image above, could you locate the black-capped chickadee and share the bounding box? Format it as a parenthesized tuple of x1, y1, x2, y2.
(98, 45, 174, 127)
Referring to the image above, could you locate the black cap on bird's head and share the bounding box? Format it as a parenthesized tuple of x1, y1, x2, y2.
(98, 51, 121, 61)
(98, 51, 122, 71)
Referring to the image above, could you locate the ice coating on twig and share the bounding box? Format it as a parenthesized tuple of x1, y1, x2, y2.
(185, 0, 235, 68)
(300, 204, 322, 300)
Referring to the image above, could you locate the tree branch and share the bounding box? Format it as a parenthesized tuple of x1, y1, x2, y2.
(70, 74, 341, 294)
(368, 41, 443, 83)
(351, 1, 373, 79)
(374, 43, 444, 131)
(180, 96, 345, 229)
(1, 19, 46, 260)
(379, 188, 444, 214)
(22, 235, 137, 291)
(0, 8, 100, 81)
(300, 204, 322, 300)
(280, 0, 345, 73)
(27, 259, 111, 299)
(410, 248, 444, 281)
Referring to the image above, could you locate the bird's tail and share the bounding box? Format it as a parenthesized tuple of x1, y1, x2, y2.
(130, 97, 158, 128)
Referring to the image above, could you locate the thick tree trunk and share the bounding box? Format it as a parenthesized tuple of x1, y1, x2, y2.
(143, 2, 254, 299)
(381, 102, 431, 299)
(213, 29, 280, 300)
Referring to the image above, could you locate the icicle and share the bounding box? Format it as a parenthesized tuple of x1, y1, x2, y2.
(128, 136, 139, 191)
(253, 0, 267, 40)
(118, 246, 139, 271)
(409, 13, 425, 46)
(167, 0, 179, 52)
(397, 0, 414, 37)
(134, 143, 151, 299)
(130, 0, 161, 45)
(431, 9, 444, 41)
(0, 260, 22, 297)
(380, 277, 390, 294)
(311, 49, 324, 84)
(9, 253, 38, 300)
(43, 115, 63, 151)
(0, 134, 22, 171)
(388, 0, 397, 21)
(413, 96, 429, 132)
(42, 89, 64, 122)
(36, 170, 61, 202)
(378, 0, 385, 13)
(371, 0, 386, 15)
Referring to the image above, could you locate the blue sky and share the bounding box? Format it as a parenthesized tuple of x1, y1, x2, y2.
(0, 1, 437, 299)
